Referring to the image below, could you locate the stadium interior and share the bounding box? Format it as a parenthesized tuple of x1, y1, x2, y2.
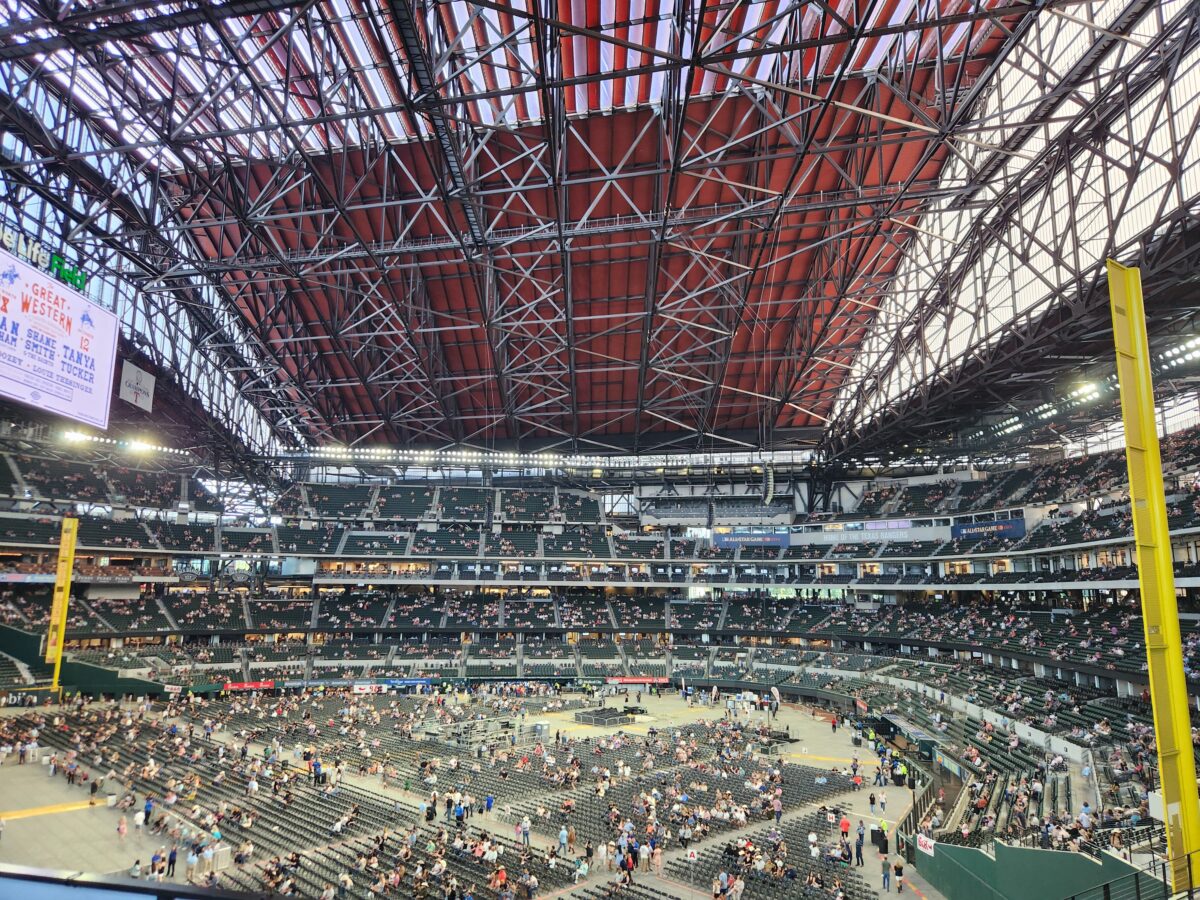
(2, 1, 1200, 900)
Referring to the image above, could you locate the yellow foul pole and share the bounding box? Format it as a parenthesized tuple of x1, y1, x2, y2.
(44, 517, 78, 698)
(1107, 259, 1200, 890)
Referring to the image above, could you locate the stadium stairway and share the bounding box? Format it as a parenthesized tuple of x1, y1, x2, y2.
(2, 454, 26, 496)
(155, 596, 180, 630)
(614, 642, 631, 676)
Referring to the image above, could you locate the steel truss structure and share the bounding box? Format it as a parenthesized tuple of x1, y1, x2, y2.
(1, 0, 1198, 464)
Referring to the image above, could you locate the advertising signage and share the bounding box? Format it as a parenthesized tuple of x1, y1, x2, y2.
(949, 518, 1026, 541)
(713, 529, 788, 548)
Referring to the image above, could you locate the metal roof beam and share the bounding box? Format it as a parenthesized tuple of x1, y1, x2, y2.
(387, 0, 522, 445)
(826, 0, 1200, 458)
(0, 0, 312, 62)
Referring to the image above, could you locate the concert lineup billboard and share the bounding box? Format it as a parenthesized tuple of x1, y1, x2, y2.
(0, 244, 119, 428)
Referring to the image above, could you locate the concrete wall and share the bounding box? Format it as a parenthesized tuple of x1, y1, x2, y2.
(917, 840, 1164, 900)
(0, 625, 163, 697)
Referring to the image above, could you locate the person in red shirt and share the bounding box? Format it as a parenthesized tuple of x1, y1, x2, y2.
(840, 815, 851, 839)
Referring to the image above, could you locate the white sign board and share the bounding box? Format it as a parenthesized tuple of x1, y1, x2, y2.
(0, 246, 118, 428)
(916, 834, 935, 856)
(118, 359, 155, 412)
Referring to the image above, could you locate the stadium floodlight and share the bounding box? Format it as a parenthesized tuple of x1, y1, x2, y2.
(57, 430, 188, 457)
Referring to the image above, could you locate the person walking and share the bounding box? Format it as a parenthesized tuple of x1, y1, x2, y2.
(881, 856, 891, 892)
(167, 846, 177, 878)
(894, 857, 905, 893)
(880, 790, 888, 813)
(117, 815, 127, 841)
(869, 792, 877, 815)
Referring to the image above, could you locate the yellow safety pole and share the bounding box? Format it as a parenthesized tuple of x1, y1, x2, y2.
(44, 517, 78, 700)
(1107, 259, 1200, 891)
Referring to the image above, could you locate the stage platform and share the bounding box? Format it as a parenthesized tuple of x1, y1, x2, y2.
(574, 707, 634, 727)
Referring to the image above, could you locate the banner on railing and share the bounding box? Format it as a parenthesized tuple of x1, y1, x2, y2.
(223, 680, 274, 692)
(606, 677, 669, 685)
(916, 834, 935, 856)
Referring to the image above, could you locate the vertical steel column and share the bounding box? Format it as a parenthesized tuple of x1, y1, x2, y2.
(45, 516, 78, 697)
(1107, 259, 1200, 892)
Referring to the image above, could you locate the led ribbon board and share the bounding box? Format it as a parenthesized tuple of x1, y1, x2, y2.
(0, 244, 119, 428)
